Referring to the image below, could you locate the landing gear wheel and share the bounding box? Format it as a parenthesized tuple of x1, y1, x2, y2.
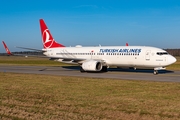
(80, 67, 85, 73)
(101, 66, 108, 72)
(153, 70, 158, 75)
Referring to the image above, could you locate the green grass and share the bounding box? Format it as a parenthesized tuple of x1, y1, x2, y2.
(0, 56, 70, 66)
(1, 72, 180, 119)
(167, 56, 180, 70)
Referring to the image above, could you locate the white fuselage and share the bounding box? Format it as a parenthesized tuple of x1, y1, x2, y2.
(43, 46, 176, 69)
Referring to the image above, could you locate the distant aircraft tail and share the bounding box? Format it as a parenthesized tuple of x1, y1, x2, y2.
(126, 43, 129, 46)
(39, 19, 65, 49)
(2, 41, 13, 55)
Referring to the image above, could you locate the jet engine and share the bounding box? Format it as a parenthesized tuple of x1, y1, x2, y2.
(82, 60, 102, 71)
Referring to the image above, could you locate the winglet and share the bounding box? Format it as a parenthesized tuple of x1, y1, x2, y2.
(39, 19, 65, 49)
(2, 41, 13, 55)
(126, 43, 129, 46)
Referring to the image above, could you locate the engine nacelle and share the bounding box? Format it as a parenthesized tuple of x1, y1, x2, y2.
(82, 60, 102, 71)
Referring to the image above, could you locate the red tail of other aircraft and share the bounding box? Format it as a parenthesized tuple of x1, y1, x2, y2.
(2, 41, 13, 55)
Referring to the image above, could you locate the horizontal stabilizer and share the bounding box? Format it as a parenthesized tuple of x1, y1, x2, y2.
(16, 46, 46, 52)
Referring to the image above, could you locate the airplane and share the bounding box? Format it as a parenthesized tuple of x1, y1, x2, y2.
(3, 19, 177, 75)
(2, 41, 13, 55)
(2, 41, 43, 57)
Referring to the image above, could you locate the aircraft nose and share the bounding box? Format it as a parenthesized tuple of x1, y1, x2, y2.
(168, 56, 177, 65)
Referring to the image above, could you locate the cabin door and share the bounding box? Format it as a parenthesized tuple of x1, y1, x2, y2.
(145, 50, 151, 60)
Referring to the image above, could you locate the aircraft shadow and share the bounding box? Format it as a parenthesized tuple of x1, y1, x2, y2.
(62, 66, 174, 74)
(108, 68, 174, 74)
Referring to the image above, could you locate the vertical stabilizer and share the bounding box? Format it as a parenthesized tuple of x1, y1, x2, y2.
(126, 43, 129, 46)
(39, 19, 65, 49)
(2, 41, 13, 55)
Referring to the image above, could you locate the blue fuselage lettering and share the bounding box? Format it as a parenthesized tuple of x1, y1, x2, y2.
(100, 48, 142, 54)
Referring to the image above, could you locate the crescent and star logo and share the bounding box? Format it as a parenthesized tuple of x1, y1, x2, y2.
(42, 29, 54, 48)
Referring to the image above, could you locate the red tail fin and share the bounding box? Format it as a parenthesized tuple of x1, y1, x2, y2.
(2, 41, 13, 55)
(126, 43, 129, 46)
(39, 19, 65, 49)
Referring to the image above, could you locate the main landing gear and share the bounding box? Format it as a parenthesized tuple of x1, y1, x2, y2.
(101, 66, 108, 72)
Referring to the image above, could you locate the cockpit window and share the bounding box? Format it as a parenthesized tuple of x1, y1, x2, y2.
(156, 52, 168, 55)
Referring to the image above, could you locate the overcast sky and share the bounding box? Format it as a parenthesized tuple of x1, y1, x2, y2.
(0, 0, 180, 52)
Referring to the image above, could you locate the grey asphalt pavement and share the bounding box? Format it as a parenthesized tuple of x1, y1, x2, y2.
(0, 65, 180, 82)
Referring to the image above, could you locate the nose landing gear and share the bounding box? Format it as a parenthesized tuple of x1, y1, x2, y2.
(153, 67, 166, 75)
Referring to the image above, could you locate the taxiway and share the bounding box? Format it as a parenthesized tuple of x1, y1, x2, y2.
(0, 65, 180, 82)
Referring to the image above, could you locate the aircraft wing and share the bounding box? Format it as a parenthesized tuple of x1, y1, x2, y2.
(49, 56, 86, 64)
(49, 56, 105, 64)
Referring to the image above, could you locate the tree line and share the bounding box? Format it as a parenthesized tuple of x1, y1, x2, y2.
(165, 49, 180, 56)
